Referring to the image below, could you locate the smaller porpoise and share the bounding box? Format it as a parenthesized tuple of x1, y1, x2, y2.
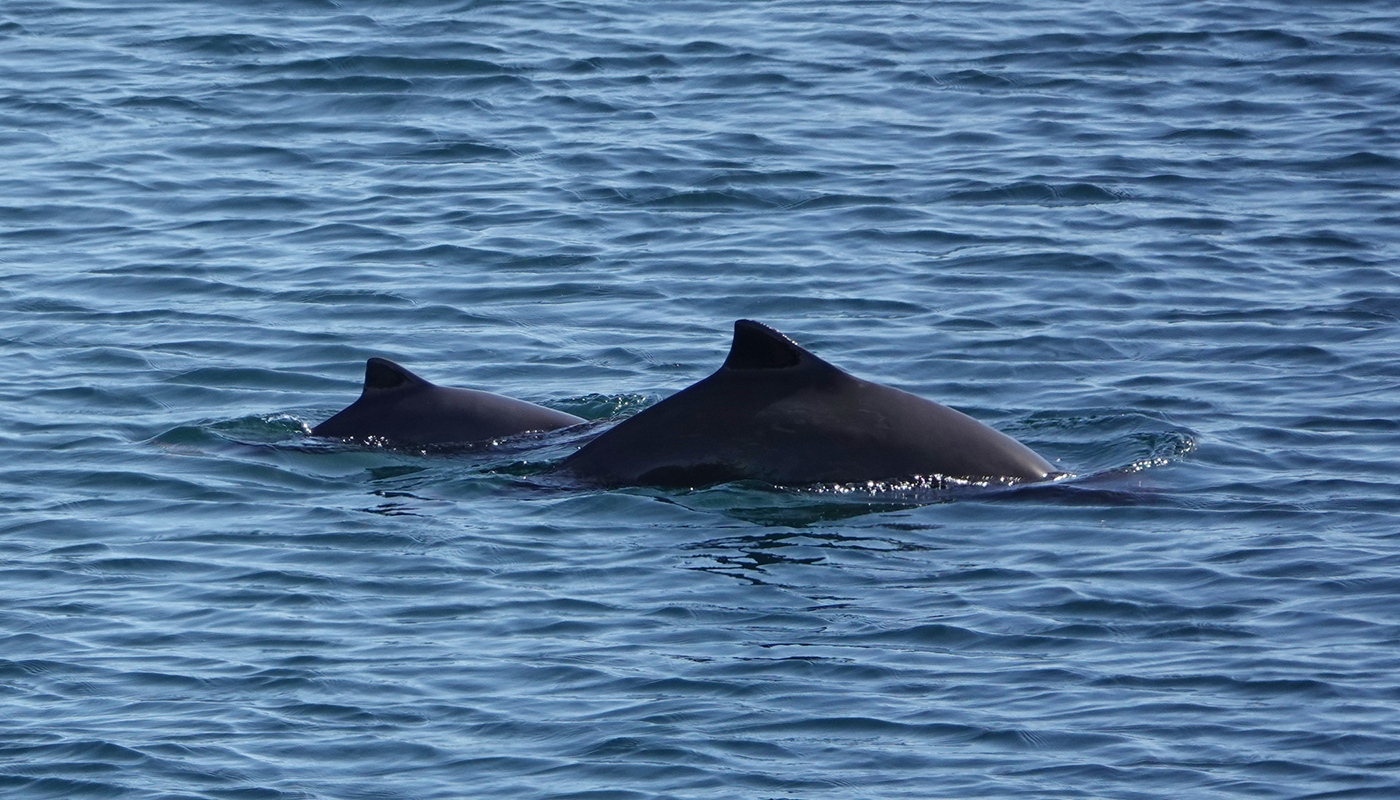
(313, 357, 583, 448)
(559, 320, 1056, 487)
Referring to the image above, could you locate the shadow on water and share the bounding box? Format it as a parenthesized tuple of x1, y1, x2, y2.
(679, 527, 943, 587)
(643, 483, 928, 526)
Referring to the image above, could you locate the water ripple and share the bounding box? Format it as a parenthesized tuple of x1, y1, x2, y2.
(3, 1, 1400, 798)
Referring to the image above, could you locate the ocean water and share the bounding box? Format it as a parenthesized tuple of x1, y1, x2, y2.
(3, 0, 1400, 797)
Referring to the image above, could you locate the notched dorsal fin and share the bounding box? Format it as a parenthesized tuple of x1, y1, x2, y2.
(723, 319, 809, 370)
(363, 357, 428, 393)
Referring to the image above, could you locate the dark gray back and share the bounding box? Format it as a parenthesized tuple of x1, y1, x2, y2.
(561, 321, 1053, 486)
(313, 358, 583, 447)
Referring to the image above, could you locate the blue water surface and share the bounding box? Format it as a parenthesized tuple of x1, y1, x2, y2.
(3, 1, 1400, 798)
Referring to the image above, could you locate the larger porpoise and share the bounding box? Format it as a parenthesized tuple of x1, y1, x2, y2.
(558, 320, 1056, 487)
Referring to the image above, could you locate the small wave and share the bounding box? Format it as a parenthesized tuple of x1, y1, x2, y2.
(170, 142, 315, 167)
(145, 33, 289, 56)
(635, 189, 783, 211)
(396, 140, 518, 162)
(1298, 151, 1400, 173)
(935, 68, 1018, 91)
(1158, 127, 1254, 142)
(257, 55, 512, 79)
(947, 181, 1124, 206)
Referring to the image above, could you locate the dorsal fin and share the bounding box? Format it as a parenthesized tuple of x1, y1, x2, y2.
(363, 357, 429, 393)
(723, 320, 809, 370)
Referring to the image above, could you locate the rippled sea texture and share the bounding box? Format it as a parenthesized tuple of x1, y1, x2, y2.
(4, 1, 1400, 798)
